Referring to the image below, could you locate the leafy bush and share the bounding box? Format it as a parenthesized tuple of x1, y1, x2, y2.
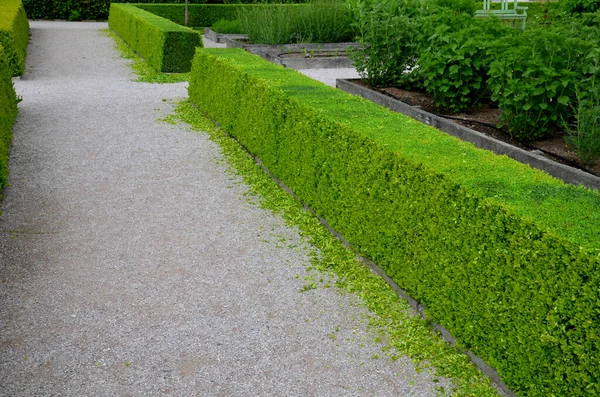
(432, 0, 477, 15)
(562, 50, 600, 165)
(417, 18, 513, 113)
(237, 0, 350, 44)
(488, 26, 595, 140)
(211, 18, 242, 33)
(0, 44, 18, 196)
(564, 95, 600, 165)
(560, 0, 600, 14)
(189, 48, 600, 397)
(346, 0, 424, 87)
(0, 0, 29, 76)
(108, 4, 203, 73)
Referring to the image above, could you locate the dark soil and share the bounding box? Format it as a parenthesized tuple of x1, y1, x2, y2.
(357, 81, 600, 176)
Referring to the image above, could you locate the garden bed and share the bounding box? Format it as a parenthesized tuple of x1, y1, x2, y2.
(225, 38, 359, 69)
(337, 78, 600, 191)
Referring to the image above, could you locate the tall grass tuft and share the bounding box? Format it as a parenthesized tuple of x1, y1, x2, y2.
(238, 0, 351, 44)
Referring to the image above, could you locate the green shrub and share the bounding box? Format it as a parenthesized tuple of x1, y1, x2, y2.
(346, 0, 424, 87)
(417, 18, 515, 113)
(237, 1, 350, 44)
(211, 18, 242, 33)
(562, 49, 600, 165)
(0, 44, 18, 196)
(0, 0, 29, 76)
(560, 0, 600, 14)
(189, 48, 600, 397)
(488, 26, 595, 140)
(108, 3, 202, 73)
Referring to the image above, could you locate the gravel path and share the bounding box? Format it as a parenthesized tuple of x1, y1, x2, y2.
(0, 21, 445, 396)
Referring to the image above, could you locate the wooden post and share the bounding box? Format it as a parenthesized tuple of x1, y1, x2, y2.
(185, 0, 189, 26)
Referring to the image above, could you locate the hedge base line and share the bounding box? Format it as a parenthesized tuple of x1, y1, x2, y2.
(108, 3, 202, 73)
(0, 0, 29, 77)
(188, 48, 600, 397)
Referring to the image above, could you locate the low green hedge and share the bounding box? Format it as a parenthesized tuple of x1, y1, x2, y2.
(0, 0, 29, 76)
(0, 44, 18, 195)
(108, 3, 202, 73)
(188, 48, 600, 396)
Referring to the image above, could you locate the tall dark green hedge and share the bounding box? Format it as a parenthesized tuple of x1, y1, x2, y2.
(188, 48, 600, 397)
(0, 44, 18, 196)
(108, 3, 202, 72)
(23, 0, 304, 21)
(135, 4, 243, 27)
(0, 0, 29, 76)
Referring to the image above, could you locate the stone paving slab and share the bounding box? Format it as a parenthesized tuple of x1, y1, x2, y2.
(0, 21, 446, 396)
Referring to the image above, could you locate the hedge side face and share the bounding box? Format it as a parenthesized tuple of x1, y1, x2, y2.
(188, 48, 600, 396)
(0, 44, 18, 195)
(0, 0, 30, 76)
(108, 3, 202, 73)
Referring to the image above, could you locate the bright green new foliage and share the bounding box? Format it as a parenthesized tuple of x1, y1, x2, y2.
(0, 0, 29, 76)
(108, 3, 202, 73)
(0, 44, 17, 196)
(189, 48, 600, 397)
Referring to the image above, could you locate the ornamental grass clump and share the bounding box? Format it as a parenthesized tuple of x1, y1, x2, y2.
(238, 0, 351, 44)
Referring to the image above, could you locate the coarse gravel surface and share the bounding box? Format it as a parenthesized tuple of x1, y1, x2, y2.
(0, 21, 449, 396)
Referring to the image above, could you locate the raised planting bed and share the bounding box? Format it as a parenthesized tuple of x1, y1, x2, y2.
(337, 79, 600, 191)
(203, 27, 247, 44)
(225, 38, 359, 70)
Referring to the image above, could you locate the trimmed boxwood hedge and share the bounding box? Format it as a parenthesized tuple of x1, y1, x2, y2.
(108, 3, 202, 73)
(188, 48, 600, 396)
(0, 44, 18, 195)
(0, 0, 29, 76)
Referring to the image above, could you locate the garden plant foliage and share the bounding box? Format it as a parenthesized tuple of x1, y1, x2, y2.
(108, 3, 202, 73)
(0, 0, 29, 76)
(347, 0, 600, 163)
(0, 44, 18, 197)
(188, 48, 600, 397)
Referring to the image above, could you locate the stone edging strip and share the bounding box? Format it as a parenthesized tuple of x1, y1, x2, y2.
(337, 78, 600, 192)
(225, 39, 360, 70)
(203, 28, 248, 44)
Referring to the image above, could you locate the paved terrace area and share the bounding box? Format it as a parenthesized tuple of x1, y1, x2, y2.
(0, 21, 445, 396)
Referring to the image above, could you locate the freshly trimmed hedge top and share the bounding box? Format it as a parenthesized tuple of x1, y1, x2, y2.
(189, 48, 600, 396)
(0, 0, 29, 76)
(195, 49, 600, 248)
(108, 3, 202, 73)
